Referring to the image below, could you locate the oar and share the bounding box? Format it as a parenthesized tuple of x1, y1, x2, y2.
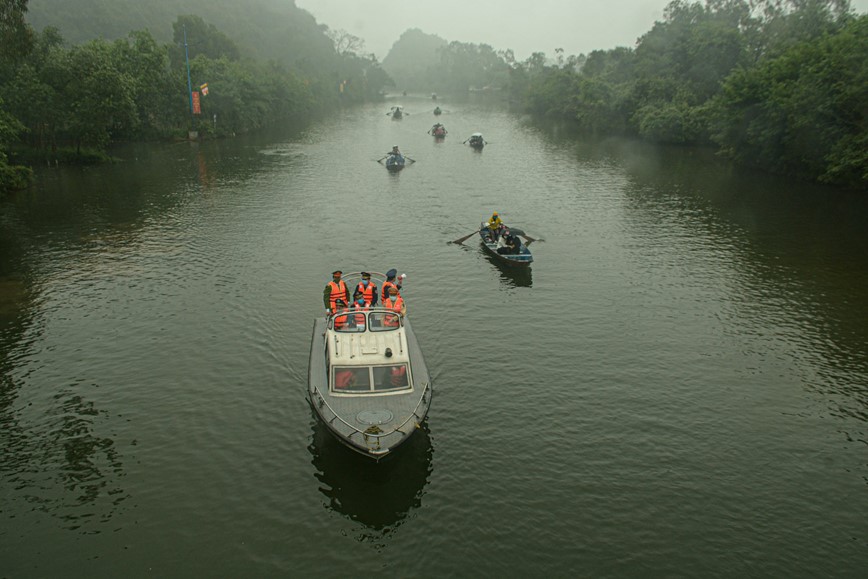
(377, 155, 388, 163)
(404, 156, 416, 163)
(509, 228, 541, 243)
(452, 229, 480, 244)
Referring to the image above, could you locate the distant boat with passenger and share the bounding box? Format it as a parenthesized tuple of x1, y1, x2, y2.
(429, 123, 447, 139)
(466, 132, 486, 149)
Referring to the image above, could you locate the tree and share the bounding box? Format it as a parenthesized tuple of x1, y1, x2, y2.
(327, 28, 365, 56)
(170, 14, 240, 70)
(62, 40, 137, 152)
(0, 95, 32, 190)
(0, 0, 34, 61)
(709, 14, 867, 187)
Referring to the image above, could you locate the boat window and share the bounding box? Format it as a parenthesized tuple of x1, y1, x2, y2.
(373, 364, 410, 392)
(331, 365, 411, 393)
(332, 367, 370, 392)
(368, 312, 401, 331)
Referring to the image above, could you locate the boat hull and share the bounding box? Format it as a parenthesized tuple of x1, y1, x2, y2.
(478, 225, 533, 267)
(385, 155, 405, 171)
(307, 317, 432, 460)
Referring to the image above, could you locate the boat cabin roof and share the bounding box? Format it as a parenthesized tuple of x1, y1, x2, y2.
(326, 307, 406, 363)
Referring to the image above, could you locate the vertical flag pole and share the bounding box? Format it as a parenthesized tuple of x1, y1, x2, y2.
(183, 24, 197, 137)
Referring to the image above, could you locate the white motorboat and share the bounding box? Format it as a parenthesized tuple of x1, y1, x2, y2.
(308, 272, 432, 460)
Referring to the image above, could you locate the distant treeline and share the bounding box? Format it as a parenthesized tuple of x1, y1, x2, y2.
(3, 0, 866, 191)
(387, 0, 866, 190)
(510, 0, 866, 189)
(0, 0, 392, 191)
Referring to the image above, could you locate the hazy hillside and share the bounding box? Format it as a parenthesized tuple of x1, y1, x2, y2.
(25, 0, 334, 70)
(381, 28, 448, 91)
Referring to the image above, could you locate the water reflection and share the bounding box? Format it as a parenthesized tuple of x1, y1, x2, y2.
(309, 416, 433, 534)
(1, 385, 127, 532)
(482, 249, 533, 288)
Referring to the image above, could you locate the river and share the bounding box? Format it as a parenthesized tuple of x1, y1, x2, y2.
(1, 96, 867, 577)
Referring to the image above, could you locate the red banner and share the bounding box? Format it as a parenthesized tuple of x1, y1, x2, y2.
(192, 91, 201, 115)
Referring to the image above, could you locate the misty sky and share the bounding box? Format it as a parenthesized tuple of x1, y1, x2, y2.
(295, 0, 868, 61)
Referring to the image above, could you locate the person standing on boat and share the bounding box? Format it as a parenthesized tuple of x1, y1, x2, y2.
(355, 272, 379, 307)
(487, 211, 503, 242)
(324, 270, 350, 313)
(382, 268, 402, 298)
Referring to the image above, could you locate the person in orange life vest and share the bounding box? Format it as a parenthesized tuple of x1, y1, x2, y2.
(390, 365, 407, 386)
(332, 299, 350, 329)
(335, 369, 355, 389)
(355, 271, 378, 306)
(382, 286, 406, 327)
(324, 270, 349, 313)
(351, 293, 368, 329)
(382, 268, 402, 298)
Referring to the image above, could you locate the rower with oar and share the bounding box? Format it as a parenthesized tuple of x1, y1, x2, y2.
(451, 213, 542, 246)
(377, 145, 416, 165)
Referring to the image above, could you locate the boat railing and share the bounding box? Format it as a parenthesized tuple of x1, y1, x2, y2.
(311, 380, 431, 444)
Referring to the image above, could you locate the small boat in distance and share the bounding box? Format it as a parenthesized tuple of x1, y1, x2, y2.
(433, 106, 442, 115)
(385, 153, 405, 171)
(466, 133, 486, 149)
(308, 271, 432, 460)
(429, 123, 447, 138)
(388, 105, 404, 119)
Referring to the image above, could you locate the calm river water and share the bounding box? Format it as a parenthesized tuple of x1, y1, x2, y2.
(1, 96, 867, 577)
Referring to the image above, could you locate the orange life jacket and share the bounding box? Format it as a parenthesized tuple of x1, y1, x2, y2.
(356, 281, 375, 305)
(328, 280, 347, 310)
(390, 365, 407, 386)
(334, 312, 349, 330)
(382, 280, 398, 298)
(352, 303, 368, 327)
(383, 296, 404, 326)
(335, 370, 354, 388)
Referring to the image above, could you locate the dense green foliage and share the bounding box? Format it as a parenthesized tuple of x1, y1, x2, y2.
(504, 0, 866, 188)
(0, 0, 392, 191)
(709, 13, 867, 186)
(25, 0, 331, 69)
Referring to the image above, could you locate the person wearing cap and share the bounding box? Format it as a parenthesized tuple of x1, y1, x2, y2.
(389, 145, 401, 156)
(487, 211, 503, 242)
(382, 268, 402, 299)
(324, 270, 349, 313)
(382, 286, 406, 326)
(355, 272, 378, 307)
